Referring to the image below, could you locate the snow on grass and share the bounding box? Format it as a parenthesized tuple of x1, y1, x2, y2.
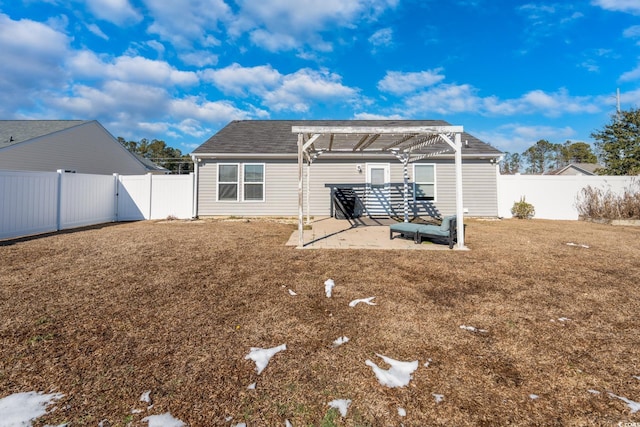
(397, 407, 406, 417)
(432, 393, 444, 403)
(247, 382, 256, 390)
(459, 325, 487, 333)
(288, 289, 297, 296)
(608, 392, 640, 413)
(0, 391, 63, 427)
(324, 279, 335, 297)
(140, 390, 152, 404)
(328, 399, 351, 417)
(142, 413, 185, 427)
(424, 358, 432, 367)
(349, 297, 376, 307)
(245, 344, 287, 374)
(365, 354, 419, 388)
(566, 242, 590, 248)
(529, 394, 539, 400)
(332, 336, 349, 347)
(588, 389, 601, 395)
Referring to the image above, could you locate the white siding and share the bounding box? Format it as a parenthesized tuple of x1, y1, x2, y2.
(0, 122, 150, 175)
(196, 158, 499, 217)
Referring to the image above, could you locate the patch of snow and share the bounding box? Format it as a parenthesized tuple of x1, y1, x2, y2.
(424, 358, 432, 367)
(397, 407, 406, 417)
(225, 416, 233, 422)
(349, 297, 376, 307)
(247, 383, 256, 390)
(0, 391, 63, 427)
(285, 420, 292, 427)
(141, 413, 185, 427)
(232, 423, 247, 427)
(245, 344, 287, 374)
(140, 390, 152, 403)
(588, 389, 601, 394)
(132, 408, 144, 414)
(566, 242, 590, 248)
(432, 393, 444, 403)
(332, 336, 349, 347)
(328, 399, 351, 417)
(633, 375, 640, 381)
(557, 317, 571, 322)
(324, 279, 335, 297)
(608, 393, 640, 414)
(288, 289, 297, 296)
(460, 325, 487, 333)
(365, 354, 419, 388)
(529, 394, 539, 400)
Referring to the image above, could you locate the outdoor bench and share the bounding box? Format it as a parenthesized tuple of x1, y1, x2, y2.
(389, 215, 460, 249)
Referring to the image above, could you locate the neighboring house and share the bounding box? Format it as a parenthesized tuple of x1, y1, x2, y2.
(0, 120, 167, 175)
(191, 120, 503, 218)
(547, 163, 601, 176)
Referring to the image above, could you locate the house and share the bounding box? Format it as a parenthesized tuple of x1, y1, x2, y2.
(191, 120, 503, 219)
(547, 163, 601, 176)
(0, 120, 167, 175)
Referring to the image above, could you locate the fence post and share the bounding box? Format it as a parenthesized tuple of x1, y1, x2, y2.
(56, 169, 63, 231)
(113, 173, 119, 223)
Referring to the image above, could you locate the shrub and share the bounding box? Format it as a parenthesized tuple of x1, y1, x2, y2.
(511, 196, 535, 219)
(576, 180, 640, 220)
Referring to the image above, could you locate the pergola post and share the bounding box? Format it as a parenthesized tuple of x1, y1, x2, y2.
(454, 133, 465, 248)
(297, 133, 304, 248)
(402, 155, 409, 223)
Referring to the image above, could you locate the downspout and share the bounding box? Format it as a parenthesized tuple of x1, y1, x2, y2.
(297, 133, 304, 248)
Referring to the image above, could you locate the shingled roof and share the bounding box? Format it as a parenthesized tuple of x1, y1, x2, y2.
(0, 120, 88, 148)
(193, 120, 502, 157)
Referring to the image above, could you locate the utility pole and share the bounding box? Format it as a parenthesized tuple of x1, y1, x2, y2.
(616, 87, 621, 117)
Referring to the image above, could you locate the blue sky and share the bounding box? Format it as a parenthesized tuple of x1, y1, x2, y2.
(1, 0, 639, 155)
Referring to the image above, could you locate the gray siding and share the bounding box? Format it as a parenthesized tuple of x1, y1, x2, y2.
(0, 122, 150, 175)
(196, 157, 499, 217)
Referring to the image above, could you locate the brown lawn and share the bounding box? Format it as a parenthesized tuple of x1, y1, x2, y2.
(1, 218, 639, 426)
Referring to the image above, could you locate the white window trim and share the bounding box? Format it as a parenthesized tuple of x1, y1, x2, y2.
(413, 163, 437, 202)
(217, 163, 239, 202)
(242, 163, 266, 202)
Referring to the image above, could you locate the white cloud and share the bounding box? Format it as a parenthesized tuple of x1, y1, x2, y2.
(144, 0, 232, 49)
(369, 28, 393, 52)
(399, 83, 600, 118)
(201, 63, 282, 96)
(178, 51, 219, 68)
(169, 97, 250, 122)
(231, 0, 398, 52)
(476, 124, 576, 153)
(353, 112, 405, 120)
(263, 68, 359, 112)
(623, 25, 640, 37)
(0, 13, 71, 115)
(84, 0, 142, 25)
(592, 0, 640, 15)
(619, 64, 640, 82)
(377, 69, 445, 95)
(68, 51, 199, 86)
(86, 23, 109, 40)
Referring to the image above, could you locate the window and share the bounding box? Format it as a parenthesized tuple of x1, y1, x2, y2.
(413, 164, 436, 201)
(218, 164, 238, 201)
(243, 164, 265, 201)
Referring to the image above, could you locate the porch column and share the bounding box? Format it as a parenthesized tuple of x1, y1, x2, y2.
(454, 132, 465, 248)
(402, 155, 409, 222)
(297, 133, 304, 248)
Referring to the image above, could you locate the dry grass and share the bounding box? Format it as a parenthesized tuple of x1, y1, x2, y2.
(1, 218, 639, 426)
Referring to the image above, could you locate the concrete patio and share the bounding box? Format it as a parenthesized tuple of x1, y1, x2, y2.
(286, 216, 468, 250)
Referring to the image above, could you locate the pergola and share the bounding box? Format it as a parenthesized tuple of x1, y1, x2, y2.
(292, 125, 465, 249)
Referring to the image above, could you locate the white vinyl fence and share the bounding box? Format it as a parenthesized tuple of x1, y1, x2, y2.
(497, 174, 638, 220)
(1, 170, 194, 240)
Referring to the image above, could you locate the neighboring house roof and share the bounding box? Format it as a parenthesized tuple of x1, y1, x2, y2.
(0, 120, 88, 148)
(547, 163, 602, 176)
(0, 120, 167, 174)
(193, 120, 502, 157)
